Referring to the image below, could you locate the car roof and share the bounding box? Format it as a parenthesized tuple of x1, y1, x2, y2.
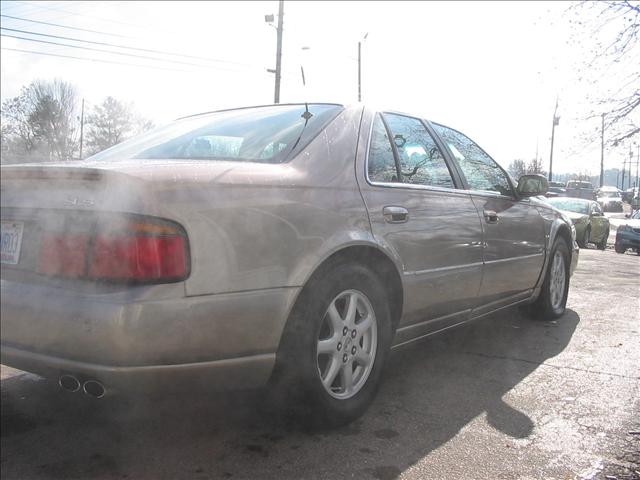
(175, 102, 345, 120)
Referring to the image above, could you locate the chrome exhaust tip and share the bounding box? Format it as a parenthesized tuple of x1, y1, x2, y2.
(59, 374, 81, 392)
(82, 380, 106, 399)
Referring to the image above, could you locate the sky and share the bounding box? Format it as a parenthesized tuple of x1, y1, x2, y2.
(0, 0, 638, 175)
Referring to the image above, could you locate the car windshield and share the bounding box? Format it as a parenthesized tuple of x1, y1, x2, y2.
(86, 104, 343, 163)
(632, 210, 640, 220)
(547, 198, 590, 214)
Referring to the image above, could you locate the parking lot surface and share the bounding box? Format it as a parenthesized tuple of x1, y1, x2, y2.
(1, 248, 639, 480)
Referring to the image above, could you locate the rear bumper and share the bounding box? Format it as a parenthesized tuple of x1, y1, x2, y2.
(0, 279, 298, 390)
(0, 346, 275, 392)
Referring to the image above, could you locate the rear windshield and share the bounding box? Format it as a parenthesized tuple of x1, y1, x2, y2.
(567, 181, 593, 189)
(86, 104, 343, 163)
(599, 191, 620, 198)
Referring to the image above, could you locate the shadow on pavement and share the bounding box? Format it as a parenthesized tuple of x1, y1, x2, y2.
(1, 308, 579, 480)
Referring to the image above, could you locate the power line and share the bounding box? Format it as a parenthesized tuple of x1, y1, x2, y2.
(2, 1, 148, 31)
(0, 13, 132, 38)
(0, 47, 265, 76)
(0, 32, 259, 73)
(0, 26, 258, 69)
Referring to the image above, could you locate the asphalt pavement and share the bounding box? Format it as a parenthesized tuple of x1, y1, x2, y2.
(1, 248, 639, 480)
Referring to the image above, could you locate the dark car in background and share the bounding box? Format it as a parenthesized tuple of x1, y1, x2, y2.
(615, 210, 640, 255)
(596, 186, 624, 212)
(566, 180, 596, 200)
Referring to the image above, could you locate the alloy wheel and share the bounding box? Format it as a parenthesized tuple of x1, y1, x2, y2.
(549, 250, 566, 310)
(316, 290, 378, 400)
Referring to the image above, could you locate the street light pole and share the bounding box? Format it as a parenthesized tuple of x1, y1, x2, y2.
(548, 98, 559, 182)
(357, 41, 361, 102)
(600, 113, 605, 188)
(636, 144, 640, 188)
(274, 0, 284, 104)
(79, 98, 85, 160)
(357, 33, 368, 103)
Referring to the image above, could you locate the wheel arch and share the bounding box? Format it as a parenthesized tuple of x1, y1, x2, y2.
(288, 244, 404, 331)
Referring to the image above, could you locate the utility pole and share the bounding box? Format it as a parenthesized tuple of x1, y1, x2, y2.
(636, 144, 640, 188)
(628, 146, 633, 189)
(274, 0, 284, 104)
(621, 155, 626, 190)
(600, 113, 605, 188)
(79, 98, 85, 160)
(357, 41, 362, 102)
(357, 33, 368, 103)
(548, 98, 559, 182)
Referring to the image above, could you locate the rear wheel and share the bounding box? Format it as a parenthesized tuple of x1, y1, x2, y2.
(271, 263, 393, 426)
(530, 238, 570, 319)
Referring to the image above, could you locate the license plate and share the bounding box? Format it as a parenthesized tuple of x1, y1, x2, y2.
(1, 221, 25, 265)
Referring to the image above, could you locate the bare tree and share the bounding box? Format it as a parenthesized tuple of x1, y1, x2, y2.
(1, 79, 79, 163)
(85, 97, 154, 156)
(571, 1, 640, 146)
(527, 157, 547, 176)
(27, 79, 79, 160)
(507, 159, 528, 179)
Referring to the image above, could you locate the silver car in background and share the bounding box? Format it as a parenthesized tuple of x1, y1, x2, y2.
(1, 103, 578, 424)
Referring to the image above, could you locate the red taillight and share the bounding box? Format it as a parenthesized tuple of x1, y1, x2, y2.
(89, 235, 186, 280)
(37, 217, 188, 283)
(39, 234, 89, 278)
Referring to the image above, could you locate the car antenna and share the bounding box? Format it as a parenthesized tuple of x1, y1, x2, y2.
(302, 102, 312, 121)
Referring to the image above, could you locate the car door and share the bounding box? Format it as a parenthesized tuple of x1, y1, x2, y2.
(431, 123, 546, 313)
(358, 112, 484, 343)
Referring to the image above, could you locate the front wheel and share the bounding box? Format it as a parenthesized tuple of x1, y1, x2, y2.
(271, 263, 393, 426)
(530, 238, 570, 319)
(615, 244, 626, 254)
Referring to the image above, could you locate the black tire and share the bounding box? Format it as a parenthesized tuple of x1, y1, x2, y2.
(596, 229, 609, 250)
(529, 238, 570, 320)
(615, 244, 626, 254)
(271, 262, 393, 427)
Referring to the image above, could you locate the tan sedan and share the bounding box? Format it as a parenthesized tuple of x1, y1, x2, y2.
(1, 103, 578, 424)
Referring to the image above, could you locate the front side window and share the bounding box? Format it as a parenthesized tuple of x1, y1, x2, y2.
(432, 123, 512, 196)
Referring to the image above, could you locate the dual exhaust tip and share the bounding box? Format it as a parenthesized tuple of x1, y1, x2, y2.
(58, 374, 105, 398)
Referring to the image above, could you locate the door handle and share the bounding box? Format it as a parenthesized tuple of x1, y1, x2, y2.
(484, 210, 499, 224)
(383, 206, 409, 223)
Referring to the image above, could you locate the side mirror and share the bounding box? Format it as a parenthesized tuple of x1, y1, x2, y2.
(517, 174, 549, 197)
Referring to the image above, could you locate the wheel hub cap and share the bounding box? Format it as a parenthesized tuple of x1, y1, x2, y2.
(316, 289, 378, 400)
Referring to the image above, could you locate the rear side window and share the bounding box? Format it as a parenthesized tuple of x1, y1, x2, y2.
(433, 123, 512, 196)
(86, 104, 343, 163)
(368, 114, 399, 183)
(367, 113, 454, 189)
